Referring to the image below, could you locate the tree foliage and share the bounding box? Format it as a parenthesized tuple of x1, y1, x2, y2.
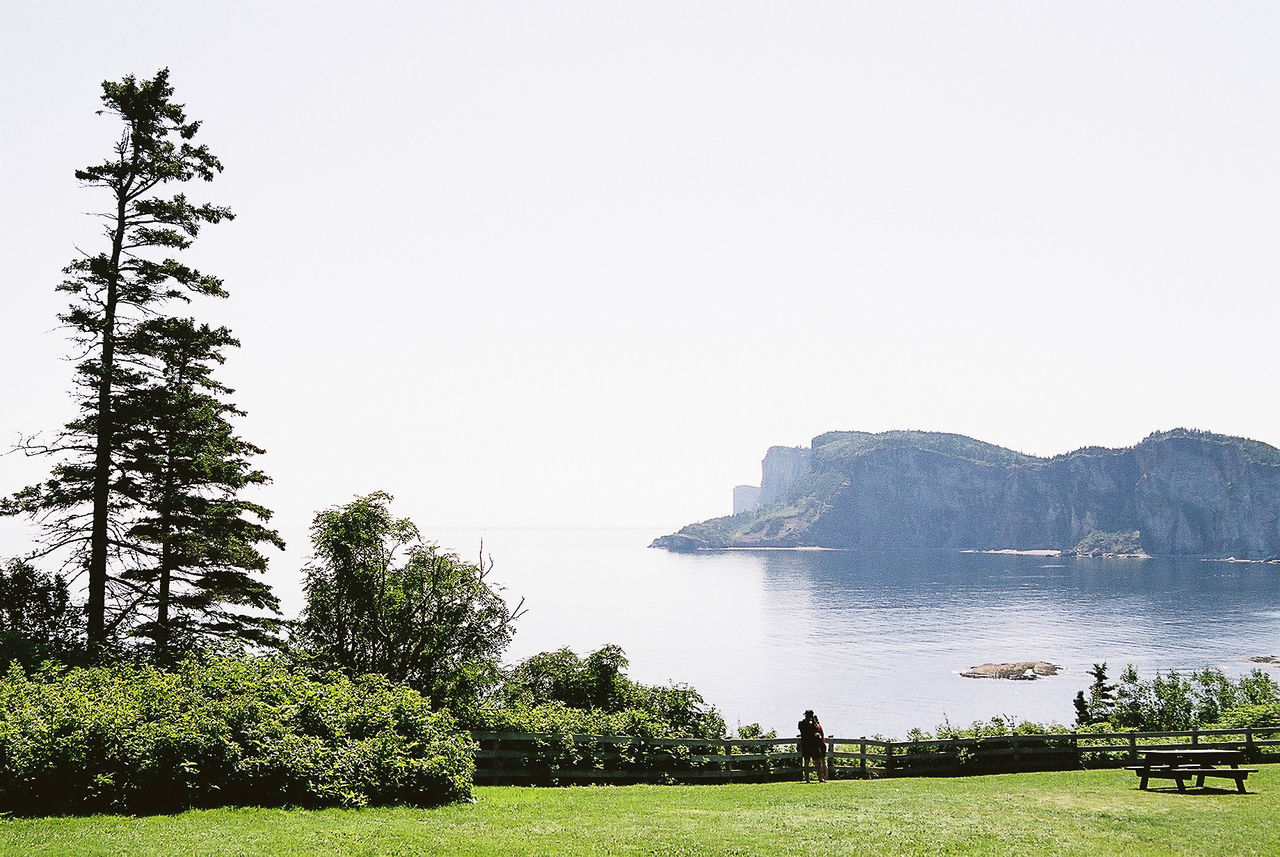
(295, 492, 523, 710)
(1073, 662, 1117, 726)
(486, 644, 726, 739)
(3, 69, 281, 656)
(505, 644, 634, 711)
(0, 560, 85, 668)
(114, 317, 284, 659)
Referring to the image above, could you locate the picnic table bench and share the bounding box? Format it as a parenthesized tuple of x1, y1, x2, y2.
(1126, 749, 1257, 793)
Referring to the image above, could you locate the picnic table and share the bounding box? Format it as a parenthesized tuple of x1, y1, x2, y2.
(1127, 749, 1257, 793)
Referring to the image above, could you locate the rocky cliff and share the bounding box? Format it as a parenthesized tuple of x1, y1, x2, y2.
(652, 429, 1280, 558)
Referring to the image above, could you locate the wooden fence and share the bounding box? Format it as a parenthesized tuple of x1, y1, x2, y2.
(472, 726, 1280, 785)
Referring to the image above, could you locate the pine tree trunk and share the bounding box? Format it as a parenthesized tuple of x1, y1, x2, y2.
(157, 533, 172, 660)
(87, 187, 128, 649)
(155, 422, 178, 661)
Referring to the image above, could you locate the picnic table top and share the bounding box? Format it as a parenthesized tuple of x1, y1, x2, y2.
(1140, 748, 1244, 764)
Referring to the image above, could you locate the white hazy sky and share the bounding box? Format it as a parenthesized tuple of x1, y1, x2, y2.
(3, 2, 1278, 567)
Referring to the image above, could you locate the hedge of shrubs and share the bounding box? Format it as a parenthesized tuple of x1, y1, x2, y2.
(0, 657, 475, 814)
(475, 644, 727, 740)
(461, 647, 735, 784)
(469, 697, 724, 740)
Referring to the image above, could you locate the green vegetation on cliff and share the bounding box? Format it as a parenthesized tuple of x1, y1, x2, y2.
(654, 429, 1280, 558)
(1074, 530, 1144, 556)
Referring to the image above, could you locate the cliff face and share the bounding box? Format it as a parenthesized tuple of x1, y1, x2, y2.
(732, 485, 761, 515)
(653, 429, 1280, 558)
(760, 446, 812, 505)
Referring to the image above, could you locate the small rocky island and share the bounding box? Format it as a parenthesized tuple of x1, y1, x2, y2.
(652, 429, 1280, 558)
(960, 662, 1061, 680)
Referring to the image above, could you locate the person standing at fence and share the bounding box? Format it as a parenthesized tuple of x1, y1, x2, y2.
(798, 710, 828, 783)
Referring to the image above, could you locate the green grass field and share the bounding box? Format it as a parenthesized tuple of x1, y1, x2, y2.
(5, 766, 1278, 856)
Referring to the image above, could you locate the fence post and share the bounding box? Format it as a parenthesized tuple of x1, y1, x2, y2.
(827, 736, 836, 778)
(860, 738, 867, 777)
(884, 742, 895, 776)
(723, 739, 733, 778)
(1191, 727, 1199, 747)
(1246, 727, 1255, 756)
(1128, 733, 1137, 761)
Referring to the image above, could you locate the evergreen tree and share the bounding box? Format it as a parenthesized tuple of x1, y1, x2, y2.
(1073, 662, 1117, 726)
(115, 317, 284, 659)
(3, 70, 274, 653)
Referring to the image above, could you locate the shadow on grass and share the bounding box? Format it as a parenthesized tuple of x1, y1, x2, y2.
(1135, 786, 1257, 796)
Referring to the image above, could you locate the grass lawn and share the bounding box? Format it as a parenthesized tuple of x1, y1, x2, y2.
(4, 766, 1278, 856)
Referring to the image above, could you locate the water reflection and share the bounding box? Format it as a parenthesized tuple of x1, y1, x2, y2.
(742, 549, 1280, 737)
(433, 529, 1280, 739)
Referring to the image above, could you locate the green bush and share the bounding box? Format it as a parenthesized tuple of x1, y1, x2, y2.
(905, 715, 1071, 743)
(468, 699, 713, 740)
(1109, 665, 1280, 731)
(1209, 703, 1280, 729)
(465, 647, 730, 785)
(462, 644, 728, 782)
(466, 701, 732, 783)
(492, 644, 725, 739)
(0, 657, 474, 814)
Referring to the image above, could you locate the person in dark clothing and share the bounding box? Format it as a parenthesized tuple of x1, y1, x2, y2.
(798, 709, 828, 782)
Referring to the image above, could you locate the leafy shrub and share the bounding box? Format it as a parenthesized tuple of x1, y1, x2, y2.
(0, 656, 474, 814)
(465, 702, 733, 783)
(1210, 703, 1280, 729)
(468, 699, 712, 740)
(734, 723, 777, 740)
(1109, 665, 1280, 731)
(463, 645, 729, 784)
(905, 715, 1070, 743)
(491, 644, 725, 739)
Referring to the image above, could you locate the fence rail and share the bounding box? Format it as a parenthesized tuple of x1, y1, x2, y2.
(471, 726, 1280, 785)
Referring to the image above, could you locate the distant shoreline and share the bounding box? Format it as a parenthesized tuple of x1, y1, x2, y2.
(719, 546, 841, 552)
(655, 538, 1276, 561)
(961, 548, 1153, 559)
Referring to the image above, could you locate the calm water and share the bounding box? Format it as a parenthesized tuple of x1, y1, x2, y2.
(434, 527, 1280, 740)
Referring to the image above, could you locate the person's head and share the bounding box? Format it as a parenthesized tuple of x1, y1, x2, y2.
(804, 709, 814, 720)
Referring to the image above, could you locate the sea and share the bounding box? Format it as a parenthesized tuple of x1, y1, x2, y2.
(433, 527, 1280, 741)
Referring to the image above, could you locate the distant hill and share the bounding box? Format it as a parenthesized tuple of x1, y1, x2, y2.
(652, 429, 1280, 558)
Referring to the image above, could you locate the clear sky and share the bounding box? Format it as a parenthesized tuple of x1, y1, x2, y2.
(3, 2, 1278, 571)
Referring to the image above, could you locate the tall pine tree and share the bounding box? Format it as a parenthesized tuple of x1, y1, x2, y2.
(115, 317, 283, 660)
(3, 69, 280, 655)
